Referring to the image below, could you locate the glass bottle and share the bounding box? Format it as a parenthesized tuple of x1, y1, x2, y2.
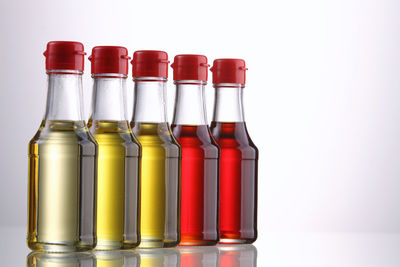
(87, 46, 141, 250)
(130, 50, 181, 248)
(210, 59, 258, 244)
(28, 41, 97, 252)
(171, 55, 219, 246)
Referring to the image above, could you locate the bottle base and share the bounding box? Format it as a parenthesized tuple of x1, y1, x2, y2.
(138, 238, 179, 248)
(179, 239, 219, 246)
(94, 239, 139, 250)
(27, 240, 95, 252)
(218, 238, 256, 245)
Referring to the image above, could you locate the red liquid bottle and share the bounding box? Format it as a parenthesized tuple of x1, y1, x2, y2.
(210, 59, 258, 244)
(171, 55, 219, 246)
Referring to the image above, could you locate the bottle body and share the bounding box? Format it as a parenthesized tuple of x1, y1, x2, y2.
(88, 76, 140, 250)
(171, 82, 219, 246)
(210, 122, 257, 244)
(210, 84, 258, 244)
(28, 73, 97, 252)
(88, 120, 140, 250)
(131, 79, 181, 248)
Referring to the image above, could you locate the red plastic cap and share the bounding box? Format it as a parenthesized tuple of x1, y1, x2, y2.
(131, 50, 169, 78)
(44, 41, 86, 71)
(171, 54, 209, 81)
(89, 46, 130, 75)
(210, 59, 247, 84)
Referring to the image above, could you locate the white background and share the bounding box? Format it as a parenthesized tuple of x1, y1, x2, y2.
(0, 0, 399, 241)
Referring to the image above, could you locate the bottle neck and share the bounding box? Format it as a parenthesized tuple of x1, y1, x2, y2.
(44, 71, 84, 121)
(90, 74, 128, 121)
(172, 81, 208, 125)
(212, 83, 245, 122)
(132, 78, 168, 123)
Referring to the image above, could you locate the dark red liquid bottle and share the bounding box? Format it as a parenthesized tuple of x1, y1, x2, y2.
(171, 55, 219, 246)
(210, 59, 258, 244)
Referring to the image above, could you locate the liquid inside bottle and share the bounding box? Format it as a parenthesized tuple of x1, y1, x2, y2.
(210, 58, 258, 244)
(28, 65, 96, 252)
(210, 121, 257, 243)
(130, 58, 181, 248)
(89, 120, 140, 250)
(88, 47, 141, 250)
(170, 63, 219, 246)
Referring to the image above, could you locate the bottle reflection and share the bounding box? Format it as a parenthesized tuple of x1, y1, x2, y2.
(137, 248, 180, 267)
(179, 246, 219, 267)
(27, 252, 95, 267)
(27, 245, 257, 267)
(218, 245, 257, 267)
(94, 250, 139, 267)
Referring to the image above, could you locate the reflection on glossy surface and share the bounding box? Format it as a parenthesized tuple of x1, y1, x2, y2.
(26, 246, 257, 267)
(27, 252, 95, 267)
(179, 246, 219, 267)
(137, 248, 180, 267)
(218, 245, 257, 267)
(94, 250, 139, 267)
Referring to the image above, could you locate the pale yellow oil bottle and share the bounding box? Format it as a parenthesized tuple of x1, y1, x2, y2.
(88, 120, 140, 250)
(131, 122, 181, 248)
(28, 120, 96, 252)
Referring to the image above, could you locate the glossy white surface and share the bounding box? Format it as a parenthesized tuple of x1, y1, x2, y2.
(3, 226, 400, 266)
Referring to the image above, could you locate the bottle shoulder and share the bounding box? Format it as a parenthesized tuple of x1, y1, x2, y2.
(210, 121, 258, 159)
(171, 124, 219, 158)
(29, 120, 96, 156)
(131, 122, 180, 157)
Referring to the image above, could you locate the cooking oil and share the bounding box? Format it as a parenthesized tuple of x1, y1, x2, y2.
(88, 120, 140, 250)
(131, 122, 180, 248)
(28, 120, 97, 252)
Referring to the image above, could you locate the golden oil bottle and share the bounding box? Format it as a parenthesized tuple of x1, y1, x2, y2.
(88, 46, 140, 250)
(28, 41, 96, 252)
(131, 51, 181, 248)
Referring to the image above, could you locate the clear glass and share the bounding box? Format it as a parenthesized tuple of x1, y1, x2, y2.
(28, 71, 97, 252)
(131, 77, 181, 248)
(212, 83, 245, 122)
(172, 81, 208, 125)
(171, 81, 219, 246)
(88, 74, 141, 250)
(210, 83, 258, 244)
